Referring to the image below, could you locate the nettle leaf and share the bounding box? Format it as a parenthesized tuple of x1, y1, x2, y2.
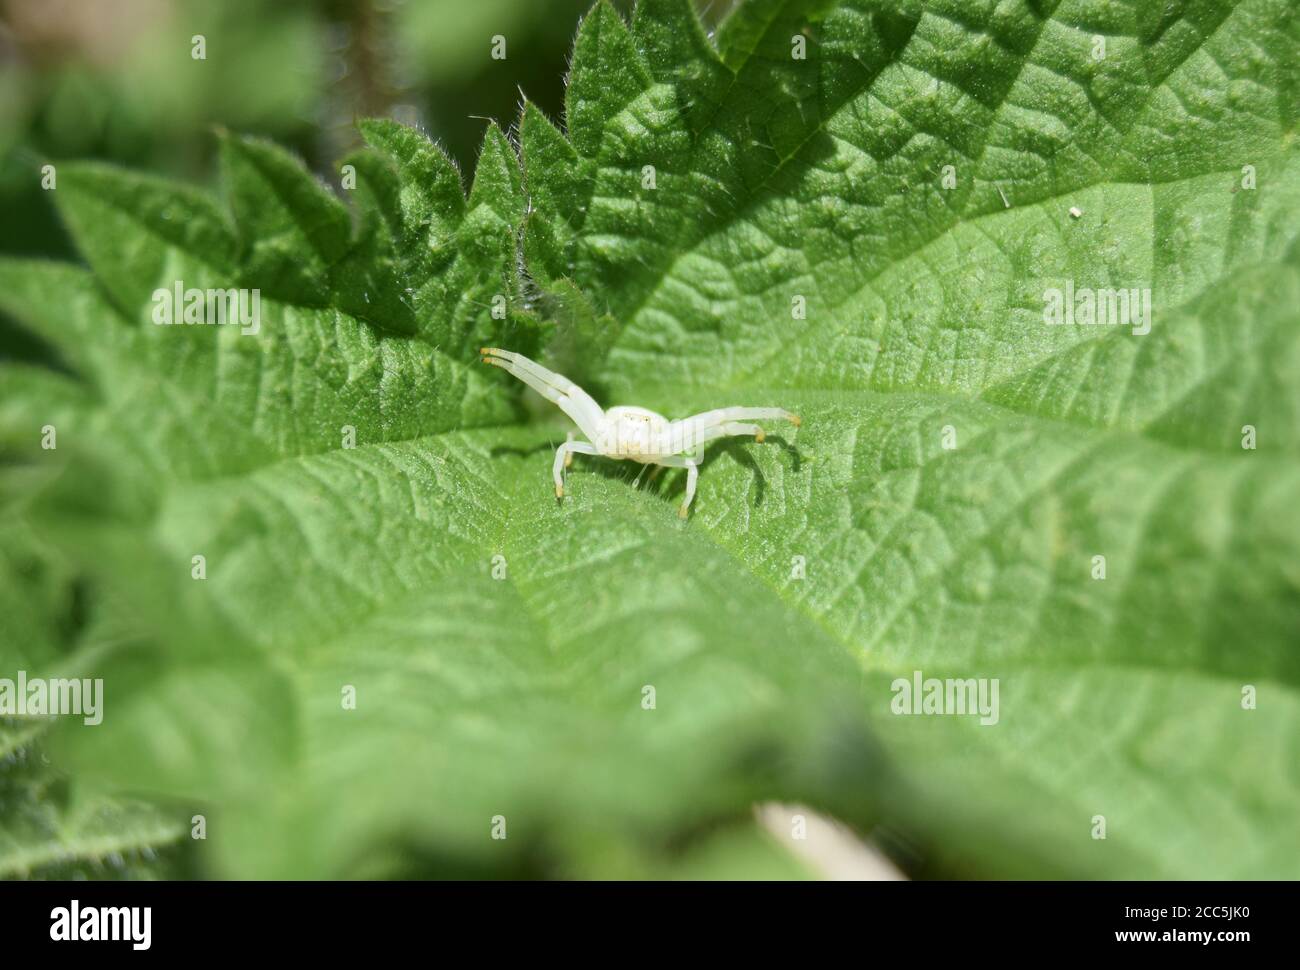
(0, 734, 187, 881)
(0, 520, 187, 880)
(527, 0, 1300, 877)
(221, 133, 353, 295)
(0, 0, 1297, 879)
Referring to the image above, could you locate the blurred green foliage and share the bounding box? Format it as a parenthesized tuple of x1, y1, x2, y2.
(0, 0, 647, 263)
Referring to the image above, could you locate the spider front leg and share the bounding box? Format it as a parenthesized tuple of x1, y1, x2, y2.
(480, 348, 607, 445)
(553, 437, 599, 499)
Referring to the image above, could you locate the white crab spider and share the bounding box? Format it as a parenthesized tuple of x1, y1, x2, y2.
(481, 347, 800, 518)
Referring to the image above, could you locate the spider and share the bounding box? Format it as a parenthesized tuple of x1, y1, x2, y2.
(481, 348, 800, 518)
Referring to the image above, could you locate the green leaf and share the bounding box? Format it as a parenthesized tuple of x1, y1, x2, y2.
(566, 1, 655, 157)
(357, 118, 467, 264)
(220, 133, 352, 293)
(467, 123, 525, 226)
(0, 522, 186, 880)
(1, 0, 1297, 880)
(53, 164, 237, 318)
(631, 0, 732, 132)
(520, 103, 584, 286)
(0, 740, 187, 880)
(517, 0, 1300, 877)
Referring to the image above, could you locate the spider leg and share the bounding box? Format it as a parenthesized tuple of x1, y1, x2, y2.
(673, 407, 800, 451)
(652, 454, 702, 518)
(682, 406, 801, 427)
(481, 348, 606, 443)
(721, 421, 765, 442)
(553, 438, 599, 499)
